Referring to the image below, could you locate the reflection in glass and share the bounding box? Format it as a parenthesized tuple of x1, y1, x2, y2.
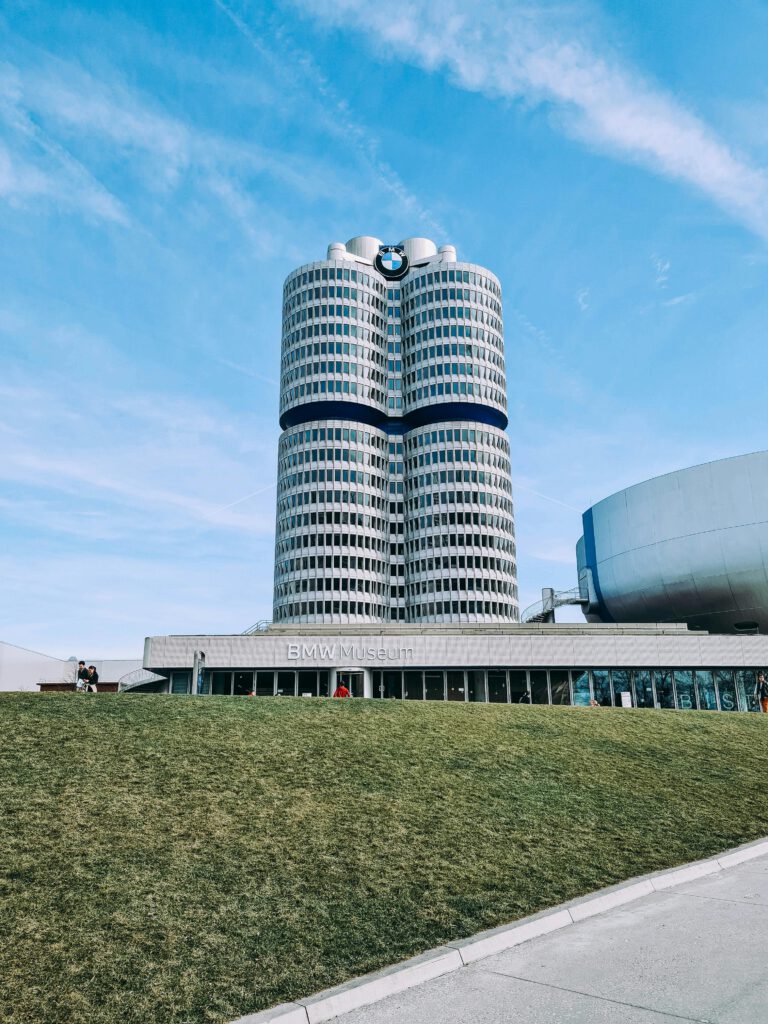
(211, 671, 230, 696)
(715, 670, 737, 712)
(592, 670, 612, 706)
(571, 670, 590, 706)
(256, 671, 274, 697)
(655, 670, 675, 709)
(425, 671, 444, 701)
(736, 670, 758, 712)
(277, 671, 296, 697)
(234, 671, 253, 696)
(446, 670, 465, 701)
(343, 673, 363, 698)
(171, 670, 192, 695)
(404, 671, 423, 700)
(298, 670, 317, 697)
(673, 670, 696, 710)
(530, 670, 549, 705)
(508, 671, 528, 703)
(551, 670, 571, 705)
(612, 669, 632, 707)
(467, 669, 486, 702)
(634, 670, 655, 708)
(384, 670, 402, 699)
(488, 670, 508, 703)
(319, 671, 330, 697)
(696, 670, 717, 711)
(198, 671, 211, 696)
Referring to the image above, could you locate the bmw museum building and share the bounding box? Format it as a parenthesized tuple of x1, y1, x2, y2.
(132, 237, 768, 714)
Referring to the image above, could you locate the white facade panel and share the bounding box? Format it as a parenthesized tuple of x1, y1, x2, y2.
(737, 636, 768, 666)
(568, 636, 619, 666)
(144, 627, 768, 672)
(653, 637, 706, 667)
(0, 641, 68, 691)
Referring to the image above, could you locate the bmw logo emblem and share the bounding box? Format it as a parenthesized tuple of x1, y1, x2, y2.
(375, 245, 409, 280)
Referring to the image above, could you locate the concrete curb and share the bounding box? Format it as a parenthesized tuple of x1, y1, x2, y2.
(229, 836, 768, 1024)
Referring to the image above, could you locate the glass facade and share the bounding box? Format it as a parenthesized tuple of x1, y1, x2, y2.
(169, 666, 767, 712)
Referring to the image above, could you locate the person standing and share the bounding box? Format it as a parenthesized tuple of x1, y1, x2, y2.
(87, 665, 99, 693)
(333, 680, 351, 698)
(76, 661, 89, 692)
(755, 672, 768, 713)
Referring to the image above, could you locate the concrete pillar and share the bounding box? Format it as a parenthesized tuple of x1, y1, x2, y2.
(542, 587, 556, 624)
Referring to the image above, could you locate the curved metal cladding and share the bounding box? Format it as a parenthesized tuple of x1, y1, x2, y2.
(576, 451, 768, 634)
(274, 237, 518, 624)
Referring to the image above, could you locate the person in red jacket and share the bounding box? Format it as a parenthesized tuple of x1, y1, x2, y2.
(333, 681, 351, 698)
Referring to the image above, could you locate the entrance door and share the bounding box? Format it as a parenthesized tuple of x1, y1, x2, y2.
(337, 672, 363, 697)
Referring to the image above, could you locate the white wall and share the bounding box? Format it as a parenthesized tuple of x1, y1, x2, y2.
(0, 641, 69, 691)
(0, 642, 142, 691)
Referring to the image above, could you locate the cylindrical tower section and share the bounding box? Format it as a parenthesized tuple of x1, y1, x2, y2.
(404, 422, 518, 622)
(273, 420, 390, 623)
(400, 261, 507, 426)
(279, 258, 388, 431)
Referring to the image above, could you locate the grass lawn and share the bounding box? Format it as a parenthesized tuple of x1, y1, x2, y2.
(1, 693, 767, 1024)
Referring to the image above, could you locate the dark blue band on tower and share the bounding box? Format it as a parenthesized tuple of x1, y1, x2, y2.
(404, 402, 508, 431)
(280, 401, 385, 431)
(279, 400, 508, 433)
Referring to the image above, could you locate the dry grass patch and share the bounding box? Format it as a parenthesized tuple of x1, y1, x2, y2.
(1, 693, 767, 1023)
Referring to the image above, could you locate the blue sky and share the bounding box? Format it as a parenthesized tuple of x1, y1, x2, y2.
(1, 0, 767, 656)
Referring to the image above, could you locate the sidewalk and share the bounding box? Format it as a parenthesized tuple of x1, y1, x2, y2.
(339, 854, 768, 1023)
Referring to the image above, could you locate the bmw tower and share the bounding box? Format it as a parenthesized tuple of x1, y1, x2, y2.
(273, 235, 518, 625)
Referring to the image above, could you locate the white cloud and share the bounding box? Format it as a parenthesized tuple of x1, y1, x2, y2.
(0, 49, 355, 243)
(0, 358, 280, 652)
(294, 0, 768, 240)
(214, 0, 448, 239)
(576, 287, 589, 311)
(652, 254, 670, 286)
(663, 292, 695, 307)
(0, 315, 278, 541)
(0, 128, 127, 224)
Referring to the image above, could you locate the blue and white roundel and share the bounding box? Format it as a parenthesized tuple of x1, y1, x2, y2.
(380, 250, 403, 273)
(375, 245, 409, 280)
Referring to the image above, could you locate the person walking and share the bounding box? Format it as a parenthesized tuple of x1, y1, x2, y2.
(333, 680, 351, 698)
(755, 672, 768, 713)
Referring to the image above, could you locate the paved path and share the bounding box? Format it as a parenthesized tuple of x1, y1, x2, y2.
(341, 855, 768, 1023)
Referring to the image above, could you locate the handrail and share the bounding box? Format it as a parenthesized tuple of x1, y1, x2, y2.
(242, 619, 273, 634)
(521, 586, 588, 623)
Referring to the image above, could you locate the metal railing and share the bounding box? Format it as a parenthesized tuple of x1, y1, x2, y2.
(242, 619, 273, 634)
(521, 586, 588, 624)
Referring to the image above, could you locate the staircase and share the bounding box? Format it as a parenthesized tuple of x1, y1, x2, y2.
(521, 587, 589, 624)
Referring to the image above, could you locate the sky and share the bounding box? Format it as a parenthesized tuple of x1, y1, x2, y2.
(1, 0, 767, 657)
